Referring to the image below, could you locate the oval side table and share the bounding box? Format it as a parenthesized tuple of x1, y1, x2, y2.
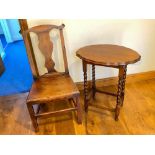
(76, 44, 141, 121)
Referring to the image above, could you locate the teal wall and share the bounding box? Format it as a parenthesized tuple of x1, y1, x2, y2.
(0, 40, 5, 59)
(0, 19, 22, 43)
(6, 19, 22, 41)
(0, 19, 22, 60)
(0, 24, 3, 34)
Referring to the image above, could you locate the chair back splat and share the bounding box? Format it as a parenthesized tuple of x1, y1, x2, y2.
(23, 24, 69, 75)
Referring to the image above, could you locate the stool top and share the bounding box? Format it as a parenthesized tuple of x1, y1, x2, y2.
(76, 44, 141, 66)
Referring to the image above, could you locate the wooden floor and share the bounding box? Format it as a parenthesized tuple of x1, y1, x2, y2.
(0, 78, 155, 135)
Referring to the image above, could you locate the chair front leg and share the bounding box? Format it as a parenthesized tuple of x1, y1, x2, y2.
(26, 102, 39, 132)
(76, 96, 82, 124)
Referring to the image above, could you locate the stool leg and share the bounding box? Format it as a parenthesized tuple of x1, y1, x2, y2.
(92, 64, 96, 99)
(76, 96, 82, 124)
(26, 102, 39, 132)
(83, 60, 89, 112)
(115, 66, 127, 121)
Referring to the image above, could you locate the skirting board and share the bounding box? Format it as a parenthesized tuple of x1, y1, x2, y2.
(76, 70, 155, 91)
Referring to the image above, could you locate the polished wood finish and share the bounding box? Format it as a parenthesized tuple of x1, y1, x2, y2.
(18, 19, 39, 78)
(83, 60, 89, 112)
(23, 24, 69, 74)
(0, 56, 5, 76)
(0, 78, 155, 135)
(77, 44, 141, 67)
(92, 64, 96, 99)
(27, 74, 79, 103)
(76, 44, 141, 120)
(22, 24, 82, 132)
(115, 65, 127, 120)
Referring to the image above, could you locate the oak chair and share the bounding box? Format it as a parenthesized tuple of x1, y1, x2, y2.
(23, 24, 82, 132)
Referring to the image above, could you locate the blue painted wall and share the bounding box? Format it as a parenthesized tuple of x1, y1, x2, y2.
(0, 40, 5, 59)
(0, 19, 22, 60)
(6, 19, 22, 42)
(0, 19, 22, 43)
(0, 24, 3, 34)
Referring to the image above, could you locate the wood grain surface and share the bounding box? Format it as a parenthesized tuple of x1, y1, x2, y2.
(0, 78, 155, 135)
(76, 44, 141, 66)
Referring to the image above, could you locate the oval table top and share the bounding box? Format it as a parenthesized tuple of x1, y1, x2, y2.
(76, 44, 141, 67)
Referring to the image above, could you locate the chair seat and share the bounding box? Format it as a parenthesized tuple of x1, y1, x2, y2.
(27, 74, 79, 104)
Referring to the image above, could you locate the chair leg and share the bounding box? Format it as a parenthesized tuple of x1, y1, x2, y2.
(26, 103, 39, 132)
(76, 96, 82, 124)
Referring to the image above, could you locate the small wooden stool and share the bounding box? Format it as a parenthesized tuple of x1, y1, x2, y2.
(76, 44, 141, 120)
